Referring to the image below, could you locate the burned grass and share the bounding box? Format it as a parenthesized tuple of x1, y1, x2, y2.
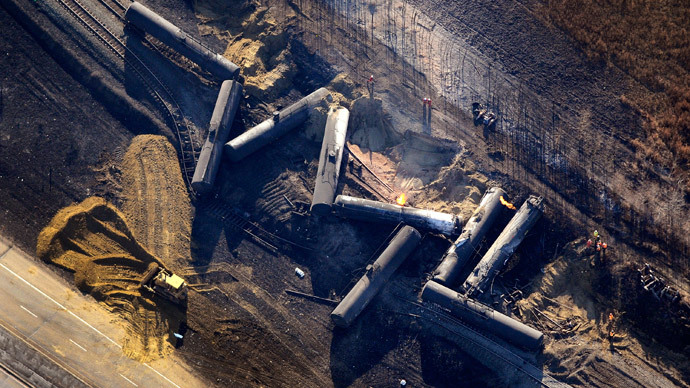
(541, 0, 690, 181)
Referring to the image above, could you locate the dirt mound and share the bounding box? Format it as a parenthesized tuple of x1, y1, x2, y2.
(411, 153, 489, 217)
(121, 135, 192, 270)
(329, 72, 361, 101)
(198, 0, 298, 100)
(36, 196, 177, 362)
(349, 96, 400, 151)
(303, 87, 351, 142)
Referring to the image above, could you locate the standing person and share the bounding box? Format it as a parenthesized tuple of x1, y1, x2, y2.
(422, 98, 428, 131)
(367, 75, 375, 99)
(426, 98, 432, 131)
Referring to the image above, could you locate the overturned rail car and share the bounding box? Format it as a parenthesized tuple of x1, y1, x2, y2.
(311, 107, 349, 216)
(125, 2, 240, 80)
(192, 80, 242, 193)
(432, 187, 506, 287)
(332, 195, 462, 236)
(422, 280, 543, 350)
(224, 88, 331, 162)
(331, 226, 422, 328)
(462, 195, 544, 296)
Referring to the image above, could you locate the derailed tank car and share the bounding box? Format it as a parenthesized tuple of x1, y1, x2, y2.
(462, 195, 544, 296)
(331, 226, 422, 328)
(332, 195, 462, 236)
(224, 88, 331, 162)
(311, 107, 349, 215)
(422, 280, 543, 350)
(192, 80, 243, 193)
(432, 187, 506, 286)
(125, 2, 240, 80)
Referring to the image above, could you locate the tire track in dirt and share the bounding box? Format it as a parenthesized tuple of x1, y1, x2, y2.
(36, 196, 179, 362)
(121, 135, 192, 270)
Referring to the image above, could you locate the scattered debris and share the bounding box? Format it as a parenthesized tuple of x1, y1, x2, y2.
(285, 289, 338, 305)
(471, 102, 497, 130)
(295, 267, 306, 279)
(638, 263, 681, 304)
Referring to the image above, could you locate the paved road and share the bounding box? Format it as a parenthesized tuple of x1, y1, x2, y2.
(0, 238, 205, 388)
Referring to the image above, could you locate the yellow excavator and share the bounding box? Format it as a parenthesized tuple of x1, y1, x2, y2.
(139, 263, 187, 305)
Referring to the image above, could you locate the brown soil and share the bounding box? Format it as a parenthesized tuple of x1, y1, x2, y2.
(36, 196, 176, 362)
(121, 135, 192, 270)
(3, 0, 689, 385)
(517, 240, 690, 387)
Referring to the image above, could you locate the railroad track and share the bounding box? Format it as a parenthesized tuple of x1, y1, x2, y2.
(0, 360, 37, 388)
(401, 298, 572, 388)
(200, 199, 314, 254)
(53, 0, 198, 191)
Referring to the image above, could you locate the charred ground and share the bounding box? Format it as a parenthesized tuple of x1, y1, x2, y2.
(0, 0, 688, 387)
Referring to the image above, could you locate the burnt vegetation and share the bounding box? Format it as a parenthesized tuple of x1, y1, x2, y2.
(542, 0, 690, 178)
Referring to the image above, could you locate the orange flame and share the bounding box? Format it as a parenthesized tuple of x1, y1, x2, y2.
(396, 193, 407, 206)
(499, 196, 516, 210)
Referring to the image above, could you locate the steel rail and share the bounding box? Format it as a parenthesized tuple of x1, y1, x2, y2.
(54, 0, 197, 192)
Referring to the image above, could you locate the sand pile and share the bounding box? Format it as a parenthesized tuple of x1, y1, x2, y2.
(196, 0, 298, 100)
(36, 196, 175, 362)
(120, 135, 192, 270)
(411, 152, 489, 217)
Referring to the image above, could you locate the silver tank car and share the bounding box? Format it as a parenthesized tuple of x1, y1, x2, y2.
(331, 226, 422, 328)
(422, 280, 543, 350)
(332, 195, 462, 236)
(432, 187, 506, 287)
(125, 2, 240, 80)
(310, 107, 349, 216)
(224, 88, 331, 162)
(192, 80, 243, 193)
(462, 195, 544, 296)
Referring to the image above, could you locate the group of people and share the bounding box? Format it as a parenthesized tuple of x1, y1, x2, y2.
(586, 229, 608, 263)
